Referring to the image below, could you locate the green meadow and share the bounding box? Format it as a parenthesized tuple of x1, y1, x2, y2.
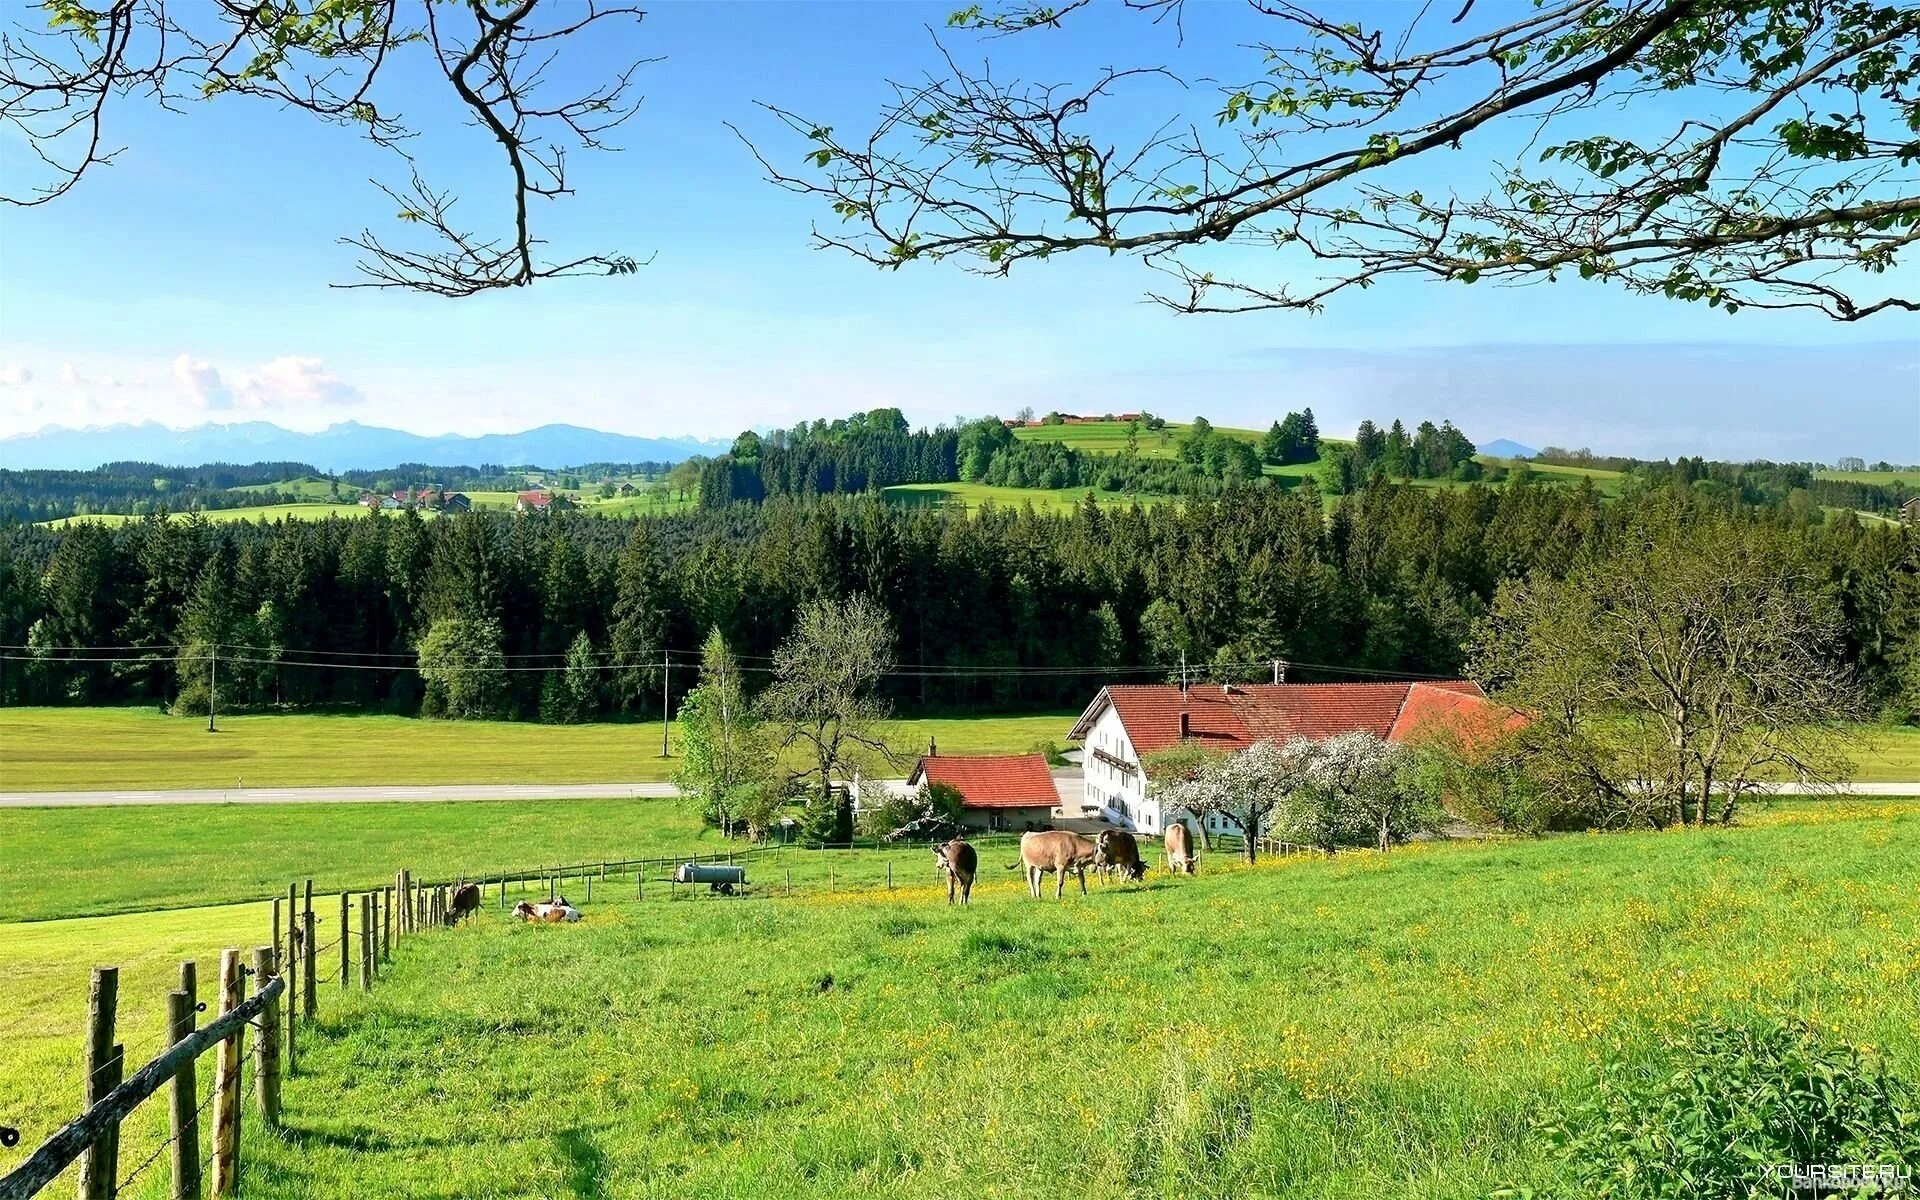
(8, 707, 1912, 791)
(0, 707, 1078, 792)
(4, 802, 1915, 1199)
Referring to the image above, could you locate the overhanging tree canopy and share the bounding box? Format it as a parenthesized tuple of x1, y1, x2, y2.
(755, 0, 1920, 320)
(0, 0, 652, 295)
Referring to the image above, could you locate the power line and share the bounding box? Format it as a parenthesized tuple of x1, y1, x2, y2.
(0, 645, 1458, 682)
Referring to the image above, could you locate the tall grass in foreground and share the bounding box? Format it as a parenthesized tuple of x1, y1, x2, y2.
(204, 805, 1920, 1199)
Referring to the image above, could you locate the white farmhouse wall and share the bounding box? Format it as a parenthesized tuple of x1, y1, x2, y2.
(1079, 706, 1163, 833)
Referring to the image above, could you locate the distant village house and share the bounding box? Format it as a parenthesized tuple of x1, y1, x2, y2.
(907, 752, 1062, 831)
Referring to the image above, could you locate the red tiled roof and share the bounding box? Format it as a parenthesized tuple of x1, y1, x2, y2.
(1389, 681, 1523, 746)
(517, 490, 553, 507)
(908, 753, 1058, 809)
(1069, 680, 1495, 754)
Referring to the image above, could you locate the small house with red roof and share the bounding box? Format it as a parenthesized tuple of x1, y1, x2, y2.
(1066, 680, 1504, 836)
(906, 752, 1060, 831)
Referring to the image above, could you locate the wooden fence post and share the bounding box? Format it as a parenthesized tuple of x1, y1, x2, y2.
(301, 906, 316, 1021)
(358, 894, 372, 992)
(368, 890, 380, 978)
(77, 964, 118, 1200)
(338, 894, 351, 988)
(270, 899, 281, 970)
(284, 883, 298, 1074)
(251, 946, 280, 1128)
(383, 885, 393, 959)
(585, 875, 592, 905)
(167, 988, 200, 1200)
(210, 950, 243, 1199)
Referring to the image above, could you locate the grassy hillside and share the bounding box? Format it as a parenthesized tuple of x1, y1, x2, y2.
(0, 796, 704, 920)
(7, 803, 1914, 1199)
(229, 475, 339, 500)
(0, 707, 1077, 791)
(883, 481, 1157, 512)
(39, 502, 382, 528)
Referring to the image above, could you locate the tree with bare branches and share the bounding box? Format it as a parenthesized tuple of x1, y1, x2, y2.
(758, 594, 899, 845)
(1, 0, 652, 295)
(754, 0, 1920, 321)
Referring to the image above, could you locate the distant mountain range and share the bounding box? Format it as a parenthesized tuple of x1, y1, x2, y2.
(1479, 439, 1538, 460)
(0, 421, 723, 472)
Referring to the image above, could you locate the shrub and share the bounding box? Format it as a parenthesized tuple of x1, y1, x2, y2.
(1534, 1016, 1919, 1199)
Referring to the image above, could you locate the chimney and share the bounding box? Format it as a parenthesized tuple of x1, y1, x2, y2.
(1178, 710, 1191, 741)
(928, 735, 937, 757)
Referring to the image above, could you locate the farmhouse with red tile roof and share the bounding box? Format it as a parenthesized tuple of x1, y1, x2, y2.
(907, 752, 1059, 831)
(1066, 681, 1503, 835)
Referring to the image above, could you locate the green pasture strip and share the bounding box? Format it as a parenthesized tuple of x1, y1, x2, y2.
(0, 707, 1077, 792)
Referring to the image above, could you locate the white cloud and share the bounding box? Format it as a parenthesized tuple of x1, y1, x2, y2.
(59, 362, 122, 388)
(170, 353, 232, 409)
(170, 352, 359, 415)
(0, 363, 32, 387)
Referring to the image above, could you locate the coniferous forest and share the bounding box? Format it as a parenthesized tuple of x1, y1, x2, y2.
(2, 475, 1911, 720)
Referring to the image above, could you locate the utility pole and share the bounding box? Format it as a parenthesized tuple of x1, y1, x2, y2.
(1272, 659, 1286, 685)
(1178, 650, 1187, 693)
(660, 647, 670, 758)
(207, 644, 218, 733)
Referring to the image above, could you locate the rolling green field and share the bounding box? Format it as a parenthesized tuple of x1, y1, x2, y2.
(1817, 468, 1914, 485)
(7, 707, 1912, 791)
(882, 481, 1157, 511)
(5, 802, 1914, 1199)
(0, 707, 1078, 791)
(40, 502, 379, 528)
(229, 475, 340, 500)
(0, 796, 711, 920)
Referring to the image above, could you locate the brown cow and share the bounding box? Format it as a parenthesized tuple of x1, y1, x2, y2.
(1006, 830, 1098, 898)
(1093, 830, 1146, 882)
(1164, 822, 1198, 875)
(444, 882, 482, 926)
(933, 839, 978, 906)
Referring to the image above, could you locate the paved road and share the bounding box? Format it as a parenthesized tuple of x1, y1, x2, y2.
(0, 780, 1914, 809)
(0, 782, 681, 808)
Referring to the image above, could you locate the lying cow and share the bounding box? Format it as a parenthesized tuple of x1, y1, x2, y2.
(933, 838, 977, 906)
(443, 882, 481, 926)
(1007, 830, 1098, 899)
(1093, 829, 1147, 882)
(510, 899, 582, 923)
(1165, 822, 1198, 875)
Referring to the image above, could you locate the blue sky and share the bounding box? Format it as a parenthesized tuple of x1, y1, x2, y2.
(0, 0, 1913, 461)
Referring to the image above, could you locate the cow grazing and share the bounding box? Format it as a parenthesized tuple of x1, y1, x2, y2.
(510, 899, 581, 924)
(1093, 829, 1147, 883)
(1006, 830, 1099, 898)
(933, 838, 978, 906)
(444, 882, 482, 926)
(1164, 822, 1198, 875)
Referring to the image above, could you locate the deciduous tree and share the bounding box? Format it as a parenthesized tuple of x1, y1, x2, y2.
(759, 594, 897, 844)
(1471, 508, 1859, 827)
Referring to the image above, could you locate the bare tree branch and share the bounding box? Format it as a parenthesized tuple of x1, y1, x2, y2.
(753, 0, 1920, 321)
(0, 0, 654, 295)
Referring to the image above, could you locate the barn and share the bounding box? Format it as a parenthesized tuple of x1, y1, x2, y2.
(906, 753, 1061, 831)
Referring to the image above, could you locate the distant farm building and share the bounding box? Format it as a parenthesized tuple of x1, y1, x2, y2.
(907, 753, 1061, 831)
(1904, 496, 1920, 526)
(1067, 681, 1508, 837)
(442, 492, 471, 512)
(516, 490, 570, 513)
